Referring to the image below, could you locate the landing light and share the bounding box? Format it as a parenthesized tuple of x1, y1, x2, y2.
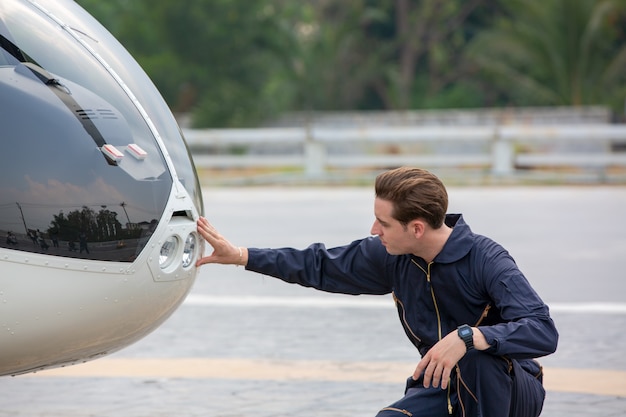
(182, 233, 196, 268)
(159, 236, 179, 269)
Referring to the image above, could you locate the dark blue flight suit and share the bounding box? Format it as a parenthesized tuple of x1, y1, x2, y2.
(246, 214, 558, 417)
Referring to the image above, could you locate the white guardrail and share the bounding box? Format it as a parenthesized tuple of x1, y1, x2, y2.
(183, 125, 626, 177)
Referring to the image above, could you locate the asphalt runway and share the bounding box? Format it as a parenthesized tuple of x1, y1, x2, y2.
(2, 186, 625, 416)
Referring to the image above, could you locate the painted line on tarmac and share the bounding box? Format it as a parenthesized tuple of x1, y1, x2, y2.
(185, 295, 626, 314)
(26, 358, 626, 397)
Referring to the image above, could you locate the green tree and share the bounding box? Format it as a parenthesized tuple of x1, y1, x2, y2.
(77, 0, 297, 127)
(290, 0, 498, 111)
(467, 0, 626, 112)
(76, 1, 626, 122)
(282, 1, 369, 111)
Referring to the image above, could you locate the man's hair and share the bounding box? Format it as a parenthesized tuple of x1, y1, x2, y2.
(374, 167, 448, 229)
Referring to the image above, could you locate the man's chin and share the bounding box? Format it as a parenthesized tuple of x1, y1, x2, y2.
(384, 247, 399, 255)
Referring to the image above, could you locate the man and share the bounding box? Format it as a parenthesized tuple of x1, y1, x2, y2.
(196, 167, 558, 417)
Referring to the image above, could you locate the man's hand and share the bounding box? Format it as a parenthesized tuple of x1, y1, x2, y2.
(412, 330, 467, 390)
(413, 327, 489, 389)
(196, 217, 247, 267)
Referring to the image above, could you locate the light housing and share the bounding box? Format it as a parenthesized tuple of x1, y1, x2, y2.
(159, 236, 179, 269)
(182, 233, 197, 268)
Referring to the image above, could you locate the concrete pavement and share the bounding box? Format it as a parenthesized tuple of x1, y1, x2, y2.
(1, 186, 625, 416)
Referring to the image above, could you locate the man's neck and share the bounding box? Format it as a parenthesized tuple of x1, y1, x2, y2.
(417, 225, 453, 263)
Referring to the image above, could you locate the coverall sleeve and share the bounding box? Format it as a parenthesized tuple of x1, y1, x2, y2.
(477, 242, 559, 359)
(245, 236, 393, 295)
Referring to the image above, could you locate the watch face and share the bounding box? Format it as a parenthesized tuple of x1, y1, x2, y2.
(460, 327, 472, 337)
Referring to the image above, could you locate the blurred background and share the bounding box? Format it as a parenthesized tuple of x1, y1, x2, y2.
(1, 3, 625, 415)
(77, 0, 626, 127)
(76, 0, 626, 186)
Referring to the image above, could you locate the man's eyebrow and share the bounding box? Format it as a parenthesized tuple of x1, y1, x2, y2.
(376, 216, 390, 226)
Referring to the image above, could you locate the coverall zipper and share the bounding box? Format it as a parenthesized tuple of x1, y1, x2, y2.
(411, 259, 453, 415)
(379, 407, 412, 416)
(393, 292, 422, 344)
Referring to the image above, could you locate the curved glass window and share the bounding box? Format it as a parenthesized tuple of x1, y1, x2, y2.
(0, 0, 201, 261)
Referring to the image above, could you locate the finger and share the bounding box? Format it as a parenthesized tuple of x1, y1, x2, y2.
(197, 221, 221, 243)
(195, 250, 215, 266)
(440, 368, 451, 390)
(197, 216, 215, 230)
(430, 363, 444, 388)
(197, 219, 208, 235)
(413, 357, 428, 380)
(416, 354, 436, 388)
(421, 360, 439, 389)
(197, 217, 211, 233)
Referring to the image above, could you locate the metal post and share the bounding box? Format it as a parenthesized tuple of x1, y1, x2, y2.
(16, 202, 28, 235)
(491, 127, 514, 175)
(304, 126, 325, 178)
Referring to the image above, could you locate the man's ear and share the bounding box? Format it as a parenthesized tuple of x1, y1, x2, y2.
(411, 220, 425, 238)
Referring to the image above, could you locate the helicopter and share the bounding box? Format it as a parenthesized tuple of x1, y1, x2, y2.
(0, 0, 204, 376)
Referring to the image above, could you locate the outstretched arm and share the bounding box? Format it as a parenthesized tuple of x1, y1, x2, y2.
(196, 216, 248, 267)
(198, 217, 392, 295)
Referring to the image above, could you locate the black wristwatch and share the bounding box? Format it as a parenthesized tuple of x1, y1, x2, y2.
(457, 324, 474, 351)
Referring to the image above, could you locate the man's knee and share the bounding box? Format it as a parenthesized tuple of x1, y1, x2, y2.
(375, 379, 450, 417)
(457, 352, 545, 417)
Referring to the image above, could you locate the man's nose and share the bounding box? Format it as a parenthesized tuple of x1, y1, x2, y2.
(370, 220, 380, 236)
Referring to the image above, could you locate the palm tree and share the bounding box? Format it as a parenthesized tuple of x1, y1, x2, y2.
(467, 0, 626, 112)
(291, 0, 491, 111)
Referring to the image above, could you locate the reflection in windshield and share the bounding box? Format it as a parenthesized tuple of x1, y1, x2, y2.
(1, 200, 158, 262)
(0, 1, 177, 262)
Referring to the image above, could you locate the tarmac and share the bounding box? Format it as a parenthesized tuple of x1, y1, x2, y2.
(1, 186, 626, 416)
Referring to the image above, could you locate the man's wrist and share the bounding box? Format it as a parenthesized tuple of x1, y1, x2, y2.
(457, 324, 474, 351)
(236, 246, 249, 267)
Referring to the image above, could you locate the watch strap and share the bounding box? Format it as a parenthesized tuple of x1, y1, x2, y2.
(457, 324, 474, 351)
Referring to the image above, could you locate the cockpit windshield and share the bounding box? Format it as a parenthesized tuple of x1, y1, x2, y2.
(0, 0, 202, 262)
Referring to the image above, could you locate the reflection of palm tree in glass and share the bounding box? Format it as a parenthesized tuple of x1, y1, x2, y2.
(96, 207, 122, 241)
(120, 201, 132, 229)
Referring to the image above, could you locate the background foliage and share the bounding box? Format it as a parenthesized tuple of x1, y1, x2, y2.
(76, 0, 626, 127)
